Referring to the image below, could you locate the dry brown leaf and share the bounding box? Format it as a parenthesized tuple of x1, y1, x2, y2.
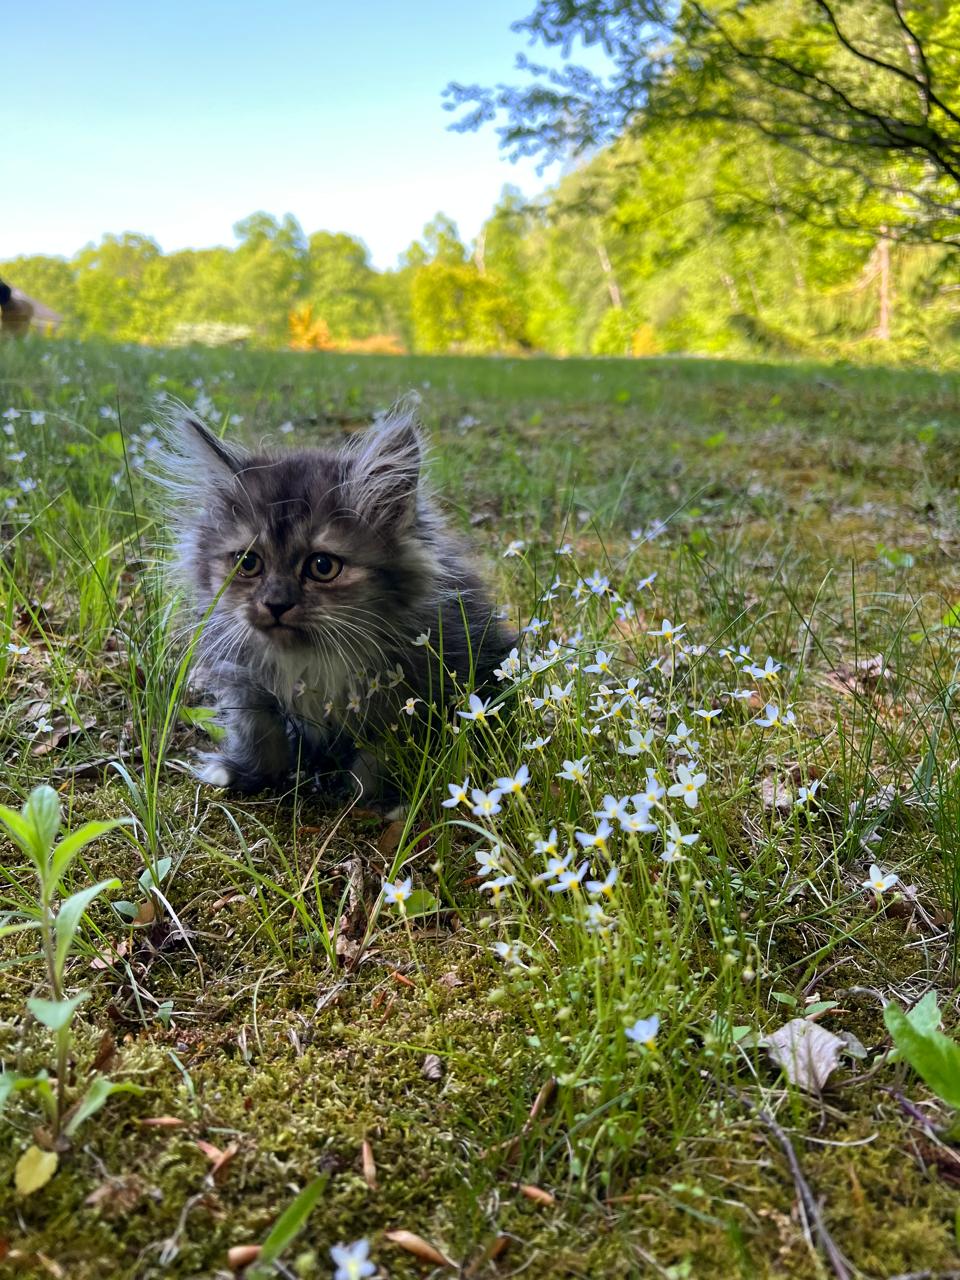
(84, 1176, 145, 1215)
(361, 1139, 377, 1189)
(437, 970, 464, 989)
(516, 1182, 556, 1205)
(140, 1115, 185, 1128)
(227, 1244, 262, 1269)
(196, 1140, 239, 1184)
(134, 900, 156, 926)
(378, 819, 405, 856)
(763, 1018, 845, 1093)
(335, 934, 362, 965)
(824, 653, 891, 697)
(464, 1235, 510, 1277)
(384, 1230, 456, 1268)
(421, 1054, 443, 1081)
(31, 714, 97, 756)
(211, 893, 247, 912)
(90, 939, 129, 971)
(90, 1030, 117, 1073)
(761, 776, 793, 813)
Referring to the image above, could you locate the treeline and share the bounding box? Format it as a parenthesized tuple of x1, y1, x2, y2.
(5, 127, 960, 361)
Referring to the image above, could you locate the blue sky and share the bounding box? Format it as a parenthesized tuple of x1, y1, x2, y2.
(5, 0, 598, 268)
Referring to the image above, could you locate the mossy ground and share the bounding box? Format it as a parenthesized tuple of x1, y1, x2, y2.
(1, 343, 960, 1278)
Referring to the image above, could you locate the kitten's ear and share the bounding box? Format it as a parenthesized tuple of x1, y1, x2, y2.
(154, 411, 249, 495)
(349, 405, 423, 532)
(175, 415, 248, 477)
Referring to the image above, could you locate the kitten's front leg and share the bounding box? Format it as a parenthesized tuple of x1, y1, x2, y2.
(197, 681, 292, 793)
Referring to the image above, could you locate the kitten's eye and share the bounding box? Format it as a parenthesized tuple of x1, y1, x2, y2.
(235, 551, 264, 578)
(304, 552, 343, 583)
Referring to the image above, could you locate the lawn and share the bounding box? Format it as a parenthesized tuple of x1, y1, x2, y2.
(2, 338, 960, 1279)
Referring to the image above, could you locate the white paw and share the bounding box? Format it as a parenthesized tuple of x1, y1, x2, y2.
(383, 803, 408, 822)
(196, 760, 233, 788)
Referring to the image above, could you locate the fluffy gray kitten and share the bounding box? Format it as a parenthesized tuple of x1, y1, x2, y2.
(158, 405, 509, 797)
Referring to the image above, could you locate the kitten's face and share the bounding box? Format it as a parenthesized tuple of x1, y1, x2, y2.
(176, 414, 435, 661)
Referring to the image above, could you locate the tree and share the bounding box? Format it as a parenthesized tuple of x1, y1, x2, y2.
(73, 233, 163, 340)
(305, 232, 382, 338)
(231, 212, 308, 343)
(445, 0, 960, 247)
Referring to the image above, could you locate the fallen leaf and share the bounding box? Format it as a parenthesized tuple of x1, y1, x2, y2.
(140, 1115, 185, 1128)
(392, 971, 415, 989)
(196, 1140, 239, 1184)
(90, 939, 129, 971)
(849, 785, 897, 819)
(823, 654, 890, 696)
(31, 714, 97, 756)
(421, 1054, 443, 1081)
(464, 1235, 510, 1277)
(378, 820, 405, 856)
(84, 1175, 145, 1215)
(211, 892, 247, 912)
(384, 1230, 456, 1268)
(763, 1018, 845, 1092)
(761, 776, 793, 813)
(15, 1146, 59, 1196)
(361, 1139, 377, 1189)
(134, 900, 156, 926)
(334, 934, 362, 965)
(228, 1244, 262, 1269)
(437, 970, 464, 989)
(90, 1030, 117, 1073)
(515, 1182, 556, 1205)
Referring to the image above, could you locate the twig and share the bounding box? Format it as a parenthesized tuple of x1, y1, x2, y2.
(732, 1089, 853, 1280)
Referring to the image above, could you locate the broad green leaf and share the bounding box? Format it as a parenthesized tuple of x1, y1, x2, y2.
(0, 1072, 52, 1117)
(250, 1173, 330, 1275)
(63, 1077, 145, 1138)
(27, 991, 89, 1032)
(54, 879, 121, 972)
(884, 1003, 960, 1109)
(941, 603, 960, 629)
(0, 1071, 17, 1115)
(50, 819, 127, 885)
(0, 802, 41, 861)
(178, 705, 226, 742)
(0, 921, 42, 940)
(15, 1145, 59, 1195)
(23, 787, 62, 858)
(888, 990, 941, 1063)
(403, 889, 438, 919)
(139, 857, 172, 892)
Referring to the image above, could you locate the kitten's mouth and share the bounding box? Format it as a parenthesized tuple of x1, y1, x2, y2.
(254, 621, 305, 644)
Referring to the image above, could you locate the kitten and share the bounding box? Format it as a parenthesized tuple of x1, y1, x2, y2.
(157, 404, 509, 798)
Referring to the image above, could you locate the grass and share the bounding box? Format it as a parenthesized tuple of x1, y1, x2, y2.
(1, 337, 960, 1278)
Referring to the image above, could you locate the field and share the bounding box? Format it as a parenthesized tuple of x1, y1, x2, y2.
(2, 339, 960, 1279)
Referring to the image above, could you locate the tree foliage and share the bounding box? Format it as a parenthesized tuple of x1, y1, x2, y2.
(444, 0, 960, 247)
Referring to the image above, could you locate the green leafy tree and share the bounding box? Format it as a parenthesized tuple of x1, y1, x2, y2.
(445, 0, 960, 247)
(73, 233, 163, 340)
(305, 232, 382, 339)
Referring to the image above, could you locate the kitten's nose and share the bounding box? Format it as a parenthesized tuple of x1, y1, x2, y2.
(266, 600, 295, 622)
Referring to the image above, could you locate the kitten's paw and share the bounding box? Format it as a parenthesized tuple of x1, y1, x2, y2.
(383, 803, 408, 822)
(195, 756, 234, 788)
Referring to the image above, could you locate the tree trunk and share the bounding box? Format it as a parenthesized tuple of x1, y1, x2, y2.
(876, 234, 892, 340)
(595, 235, 623, 310)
